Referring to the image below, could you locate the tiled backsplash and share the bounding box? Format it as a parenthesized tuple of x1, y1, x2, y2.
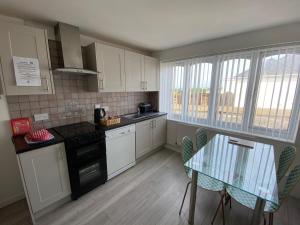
(6, 73, 156, 129)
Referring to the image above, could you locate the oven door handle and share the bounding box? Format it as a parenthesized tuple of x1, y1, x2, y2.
(84, 169, 98, 177)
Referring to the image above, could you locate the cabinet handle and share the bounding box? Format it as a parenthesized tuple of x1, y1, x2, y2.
(145, 81, 147, 90)
(141, 81, 144, 90)
(45, 79, 50, 92)
(99, 77, 104, 90)
(119, 54, 122, 86)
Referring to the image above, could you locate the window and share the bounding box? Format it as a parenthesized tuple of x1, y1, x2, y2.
(251, 49, 300, 139)
(160, 46, 300, 142)
(187, 62, 213, 122)
(215, 54, 252, 129)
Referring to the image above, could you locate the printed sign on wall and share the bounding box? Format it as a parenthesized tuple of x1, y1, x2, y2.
(13, 56, 41, 86)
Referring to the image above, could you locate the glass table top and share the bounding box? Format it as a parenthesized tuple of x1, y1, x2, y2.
(185, 134, 278, 205)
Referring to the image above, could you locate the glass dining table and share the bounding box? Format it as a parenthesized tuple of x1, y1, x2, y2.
(185, 134, 278, 225)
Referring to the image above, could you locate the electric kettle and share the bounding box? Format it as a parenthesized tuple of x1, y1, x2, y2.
(94, 104, 106, 123)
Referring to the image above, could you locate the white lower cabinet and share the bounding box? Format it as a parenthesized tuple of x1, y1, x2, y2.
(136, 115, 167, 159)
(152, 116, 167, 149)
(105, 125, 136, 179)
(18, 143, 70, 213)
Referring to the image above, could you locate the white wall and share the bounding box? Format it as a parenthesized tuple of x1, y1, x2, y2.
(153, 22, 300, 62)
(0, 95, 24, 208)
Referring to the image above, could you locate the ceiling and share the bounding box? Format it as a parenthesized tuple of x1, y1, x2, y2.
(0, 0, 300, 51)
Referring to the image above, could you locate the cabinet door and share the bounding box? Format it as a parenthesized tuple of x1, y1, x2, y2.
(19, 144, 70, 213)
(136, 119, 153, 159)
(97, 44, 125, 92)
(152, 116, 167, 149)
(125, 50, 144, 92)
(144, 56, 159, 91)
(0, 21, 54, 95)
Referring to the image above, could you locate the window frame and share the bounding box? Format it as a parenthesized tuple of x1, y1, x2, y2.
(160, 45, 300, 142)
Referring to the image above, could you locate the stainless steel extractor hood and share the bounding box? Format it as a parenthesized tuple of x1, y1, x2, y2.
(54, 22, 98, 75)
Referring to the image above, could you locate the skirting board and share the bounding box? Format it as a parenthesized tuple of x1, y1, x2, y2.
(164, 144, 180, 153)
(0, 193, 25, 208)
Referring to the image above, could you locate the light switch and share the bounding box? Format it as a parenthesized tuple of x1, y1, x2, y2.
(34, 113, 49, 121)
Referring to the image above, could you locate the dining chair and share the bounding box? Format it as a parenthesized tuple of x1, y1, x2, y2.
(276, 146, 296, 182)
(225, 145, 296, 213)
(226, 165, 300, 225)
(179, 135, 226, 225)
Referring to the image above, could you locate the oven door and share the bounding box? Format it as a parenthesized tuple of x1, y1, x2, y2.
(70, 157, 107, 200)
(79, 160, 103, 186)
(67, 139, 106, 164)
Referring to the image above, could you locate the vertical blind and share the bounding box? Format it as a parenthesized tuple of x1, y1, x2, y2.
(160, 45, 300, 142)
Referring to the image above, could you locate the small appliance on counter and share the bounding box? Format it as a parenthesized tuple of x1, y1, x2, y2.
(94, 104, 106, 123)
(138, 103, 153, 114)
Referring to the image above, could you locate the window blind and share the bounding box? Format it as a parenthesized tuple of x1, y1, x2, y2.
(160, 45, 300, 142)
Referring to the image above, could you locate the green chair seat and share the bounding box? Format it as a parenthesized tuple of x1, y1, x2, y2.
(226, 186, 279, 213)
(186, 169, 225, 192)
(227, 165, 300, 214)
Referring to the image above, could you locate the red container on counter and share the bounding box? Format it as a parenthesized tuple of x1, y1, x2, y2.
(10, 118, 32, 136)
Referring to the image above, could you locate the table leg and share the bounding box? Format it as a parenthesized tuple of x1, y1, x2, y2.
(250, 197, 266, 225)
(188, 170, 198, 225)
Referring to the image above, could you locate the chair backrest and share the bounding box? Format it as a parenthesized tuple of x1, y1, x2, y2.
(182, 136, 193, 175)
(277, 146, 296, 182)
(279, 165, 300, 202)
(196, 128, 208, 150)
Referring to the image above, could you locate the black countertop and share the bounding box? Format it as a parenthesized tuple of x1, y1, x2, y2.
(12, 112, 167, 154)
(12, 128, 64, 154)
(97, 112, 167, 131)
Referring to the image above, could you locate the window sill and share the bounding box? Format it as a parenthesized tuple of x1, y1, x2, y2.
(167, 118, 296, 145)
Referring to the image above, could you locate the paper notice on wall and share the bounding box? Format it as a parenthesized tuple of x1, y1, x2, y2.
(13, 56, 41, 86)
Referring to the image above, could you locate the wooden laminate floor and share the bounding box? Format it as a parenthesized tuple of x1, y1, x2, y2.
(1, 149, 300, 225)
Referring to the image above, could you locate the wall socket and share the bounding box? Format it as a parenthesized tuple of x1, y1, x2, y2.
(34, 113, 49, 121)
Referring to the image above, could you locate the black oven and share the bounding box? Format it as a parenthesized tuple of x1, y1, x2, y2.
(54, 122, 107, 200)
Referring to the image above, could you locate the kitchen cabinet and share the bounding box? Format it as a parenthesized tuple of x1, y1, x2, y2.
(152, 115, 167, 148)
(106, 125, 136, 179)
(0, 20, 54, 95)
(18, 143, 70, 213)
(136, 120, 153, 159)
(86, 43, 125, 92)
(144, 56, 160, 91)
(125, 51, 160, 92)
(136, 115, 167, 159)
(125, 50, 144, 92)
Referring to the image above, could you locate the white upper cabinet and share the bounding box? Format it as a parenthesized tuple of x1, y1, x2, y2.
(18, 143, 70, 213)
(144, 56, 159, 91)
(125, 52, 160, 92)
(86, 43, 125, 92)
(125, 50, 144, 92)
(86, 43, 159, 92)
(0, 20, 54, 95)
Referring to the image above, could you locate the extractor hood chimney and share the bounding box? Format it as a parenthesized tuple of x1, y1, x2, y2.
(54, 22, 97, 75)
